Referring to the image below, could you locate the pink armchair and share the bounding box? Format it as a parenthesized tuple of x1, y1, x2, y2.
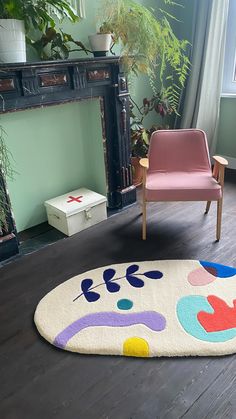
(140, 129, 228, 241)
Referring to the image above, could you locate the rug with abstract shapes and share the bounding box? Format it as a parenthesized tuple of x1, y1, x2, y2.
(34, 260, 236, 357)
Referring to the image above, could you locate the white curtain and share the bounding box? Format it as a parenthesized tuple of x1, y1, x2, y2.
(79, 0, 86, 18)
(181, 0, 229, 154)
(69, 0, 86, 18)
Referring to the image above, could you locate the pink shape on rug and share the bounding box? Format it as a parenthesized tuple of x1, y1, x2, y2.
(188, 267, 216, 286)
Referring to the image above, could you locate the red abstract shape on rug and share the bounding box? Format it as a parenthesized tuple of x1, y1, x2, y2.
(67, 195, 83, 203)
(198, 296, 236, 333)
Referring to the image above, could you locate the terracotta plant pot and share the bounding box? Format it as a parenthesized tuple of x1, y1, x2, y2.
(131, 156, 143, 186)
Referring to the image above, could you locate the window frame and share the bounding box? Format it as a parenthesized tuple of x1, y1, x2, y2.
(222, 0, 236, 95)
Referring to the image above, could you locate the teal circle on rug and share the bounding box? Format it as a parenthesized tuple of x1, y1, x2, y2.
(34, 260, 236, 357)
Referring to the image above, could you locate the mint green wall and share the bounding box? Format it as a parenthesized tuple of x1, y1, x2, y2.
(4, 0, 156, 232)
(171, 0, 195, 42)
(217, 98, 236, 157)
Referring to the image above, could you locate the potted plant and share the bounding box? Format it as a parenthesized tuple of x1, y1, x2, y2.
(98, 0, 190, 111)
(130, 94, 172, 185)
(130, 118, 149, 186)
(88, 23, 113, 57)
(0, 0, 79, 63)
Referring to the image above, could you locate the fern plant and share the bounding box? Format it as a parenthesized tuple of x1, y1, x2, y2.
(99, 0, 190, 112)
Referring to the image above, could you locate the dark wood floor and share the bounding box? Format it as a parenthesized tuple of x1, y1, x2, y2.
(0, 170, 236, 419)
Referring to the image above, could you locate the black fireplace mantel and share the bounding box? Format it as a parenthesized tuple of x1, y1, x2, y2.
(0, 56, 136, 261)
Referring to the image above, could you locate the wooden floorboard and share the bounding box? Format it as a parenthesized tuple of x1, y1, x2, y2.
(0, 169, 236, 419)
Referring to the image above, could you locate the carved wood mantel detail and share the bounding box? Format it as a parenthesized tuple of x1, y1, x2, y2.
(0, 56, 136, 261)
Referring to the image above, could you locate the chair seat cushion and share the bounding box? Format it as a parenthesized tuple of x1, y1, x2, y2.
(145, 171, 222, 201)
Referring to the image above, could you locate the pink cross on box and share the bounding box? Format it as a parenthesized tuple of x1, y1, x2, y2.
(67, 195, 83, 203)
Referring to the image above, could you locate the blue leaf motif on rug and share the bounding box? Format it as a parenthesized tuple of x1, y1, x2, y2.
(73, 264, 164, 303)
(126, 265, 145, 288)
(143, 270, 163, 279)
(81, 279, 100, 302)
(103, 269, 120, 293)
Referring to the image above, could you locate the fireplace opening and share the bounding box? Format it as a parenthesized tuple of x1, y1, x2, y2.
(2, 99, 107, 234)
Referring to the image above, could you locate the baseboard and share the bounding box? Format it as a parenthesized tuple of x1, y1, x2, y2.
(223, 156, 236, 170)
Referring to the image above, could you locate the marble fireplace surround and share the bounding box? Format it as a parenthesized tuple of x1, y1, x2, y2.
(0, 56, 136, 261)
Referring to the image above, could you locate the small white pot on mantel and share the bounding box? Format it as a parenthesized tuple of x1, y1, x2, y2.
(0, 19, 26, 63)
(88, 33, 112, 57)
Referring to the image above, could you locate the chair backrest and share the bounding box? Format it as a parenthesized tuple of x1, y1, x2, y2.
(148, 129, 211, 173)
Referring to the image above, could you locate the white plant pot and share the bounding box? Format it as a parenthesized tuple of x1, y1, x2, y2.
(0, 19, 26, 63)
(88, 33, 112, 57)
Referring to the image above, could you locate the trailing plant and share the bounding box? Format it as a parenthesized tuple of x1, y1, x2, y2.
(28, 27, 89, 60)
(99, 0, 190, 111)
(0, 125, 15, 232)
(130, 94, 172, 158)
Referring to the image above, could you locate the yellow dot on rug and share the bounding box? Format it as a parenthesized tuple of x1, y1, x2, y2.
(123, 337, 150, 357)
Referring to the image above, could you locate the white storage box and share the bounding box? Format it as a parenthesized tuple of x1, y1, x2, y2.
(45, 188, 107, 236)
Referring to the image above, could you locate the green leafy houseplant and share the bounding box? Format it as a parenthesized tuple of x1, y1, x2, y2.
(0, 0, 79, 31)
(0, 0, 80, 61)
(130, 94, 172, 158)
(28, 27, 89, 60)
(99, 0, 190, 111)
(130, 94, 172, 185)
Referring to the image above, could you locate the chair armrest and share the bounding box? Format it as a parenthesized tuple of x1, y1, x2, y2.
(139, 158, 148, 187)
(212, 155, 228, 188)
(212, 156, 228, 167)
(139, 158, 149, 169)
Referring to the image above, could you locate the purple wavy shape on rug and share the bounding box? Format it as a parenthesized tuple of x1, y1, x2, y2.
(53, 311, 166, 349)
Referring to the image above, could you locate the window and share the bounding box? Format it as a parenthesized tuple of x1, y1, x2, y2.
(222, 0, 236, 95)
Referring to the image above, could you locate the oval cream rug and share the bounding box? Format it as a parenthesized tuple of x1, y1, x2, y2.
(34, 260, 236, 357)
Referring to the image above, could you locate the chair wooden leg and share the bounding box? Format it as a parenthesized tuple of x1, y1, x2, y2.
(142, 199, 147, 240)
(216, 198, 223, 241)
(205, 201, 211, 214)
